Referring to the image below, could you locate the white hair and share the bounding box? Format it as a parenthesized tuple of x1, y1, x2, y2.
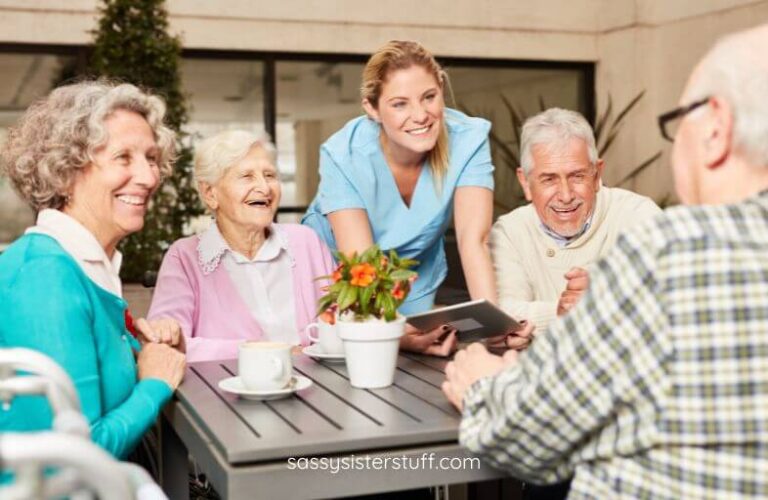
(193, 129, 276, 197)
(519, 108, 598, 175)
(685, 26, 768, 167)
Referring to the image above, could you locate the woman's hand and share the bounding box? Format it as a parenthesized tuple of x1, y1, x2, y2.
(400, 324, 458, 357)
(135, 317, 186, 353)
(137, 342, 186, 390)
(485, 320, 535, 352)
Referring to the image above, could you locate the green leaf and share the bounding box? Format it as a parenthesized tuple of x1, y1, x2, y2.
(594, 94, 613, 142)
(615, 151, 662, 186)
(390, 269, 417, 281)
(611, 89, 645, 130)
(359, 285, 374, 316)
(337, 283, 359, 311)
(360, 244, 380, 263)
(316, 294, 335, 316)
(381, 294, 396, 321)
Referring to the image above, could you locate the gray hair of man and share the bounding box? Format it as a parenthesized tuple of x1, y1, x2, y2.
(519, 108, 599, 176)
(684, 25, 768, 167)
(193, 129, 277, 206)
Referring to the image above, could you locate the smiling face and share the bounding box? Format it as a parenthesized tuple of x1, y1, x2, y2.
(362, 64, 444, 164)
(201, 145, 281, 234)
(518, 138, 603, 238)
(65, 109, 160, 254)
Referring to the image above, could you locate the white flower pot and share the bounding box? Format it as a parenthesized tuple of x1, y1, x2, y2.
(337, 315, 405, 389)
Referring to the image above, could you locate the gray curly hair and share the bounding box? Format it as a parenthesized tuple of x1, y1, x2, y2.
(1, 80, 177, 211)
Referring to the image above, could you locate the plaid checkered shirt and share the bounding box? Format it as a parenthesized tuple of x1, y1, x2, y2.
(461, 191, 768, 499)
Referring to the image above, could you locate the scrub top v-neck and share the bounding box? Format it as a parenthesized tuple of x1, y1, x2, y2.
(302, 108, 494, 314)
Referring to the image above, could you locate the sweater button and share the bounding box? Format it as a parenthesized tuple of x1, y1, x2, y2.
(546, 248, 555, 257)
(121, 334, 127, 341)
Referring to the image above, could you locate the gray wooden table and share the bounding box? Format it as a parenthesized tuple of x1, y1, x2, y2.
(160, 352, 508, 499)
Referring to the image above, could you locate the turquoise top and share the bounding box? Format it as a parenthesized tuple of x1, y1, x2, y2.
(302, 108, 494, 314)
(0, 234, 172, 459)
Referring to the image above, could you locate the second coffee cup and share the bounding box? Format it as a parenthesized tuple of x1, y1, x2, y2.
(238, 341, 292, 391)
(305, 320, 343, 355)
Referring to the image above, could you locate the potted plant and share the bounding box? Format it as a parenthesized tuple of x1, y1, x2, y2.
(317, 246, 417, 388)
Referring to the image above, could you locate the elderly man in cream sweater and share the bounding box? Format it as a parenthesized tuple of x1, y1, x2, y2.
(491, 108, 660, 333)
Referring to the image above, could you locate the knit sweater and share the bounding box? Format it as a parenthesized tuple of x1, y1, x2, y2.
(490, 186, 661, 332)
(0, 234, 172, 459)
(148, 223, 336, 362)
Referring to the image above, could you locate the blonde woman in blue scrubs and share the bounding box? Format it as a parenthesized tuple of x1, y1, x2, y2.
(303, 41, 533, 356)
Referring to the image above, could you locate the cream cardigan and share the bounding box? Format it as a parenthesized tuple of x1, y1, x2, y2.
(490, 186, 661, 332)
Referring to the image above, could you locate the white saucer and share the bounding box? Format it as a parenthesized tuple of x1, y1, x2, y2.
(302, 344, 346, 363)
(218, 375, 312, 401)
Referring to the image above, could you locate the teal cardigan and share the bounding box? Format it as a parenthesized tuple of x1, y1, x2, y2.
(0, 234, 172, 459)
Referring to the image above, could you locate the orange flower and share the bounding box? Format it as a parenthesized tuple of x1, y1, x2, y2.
(408, 274, 418, 285)
(392, 282, 405, 300)
(350, 263, 376, 287)
(331, 264, 343, 283)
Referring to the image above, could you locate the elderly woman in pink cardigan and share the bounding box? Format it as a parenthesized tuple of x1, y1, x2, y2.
(148, 130, 334, 362)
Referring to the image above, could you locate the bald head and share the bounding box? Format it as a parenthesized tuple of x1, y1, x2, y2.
(682, 23, 768, 167)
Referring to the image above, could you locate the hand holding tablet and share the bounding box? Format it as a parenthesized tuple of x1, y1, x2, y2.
(406, 299, 522, 343)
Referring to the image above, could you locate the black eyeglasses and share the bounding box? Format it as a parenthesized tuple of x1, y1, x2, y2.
(657, 97, 710, 142)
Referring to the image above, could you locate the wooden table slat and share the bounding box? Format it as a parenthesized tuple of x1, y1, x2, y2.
(191, 363, 318, 448)
(291, 356, 427, 425)
(400, 352, 450, 372)
(396, 356, 448, 388)
(328, 364, 457, 423)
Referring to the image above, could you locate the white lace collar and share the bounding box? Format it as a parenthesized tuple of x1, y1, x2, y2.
(196, 222, 292, 275)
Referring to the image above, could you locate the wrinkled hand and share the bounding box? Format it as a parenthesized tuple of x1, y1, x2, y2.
(137, 342, 186, 390)
(135, 317, 186, 353)
(557, 267, 589, 316)
(485, 320, 536, 351)
(442, 343, 518, 411)
(400, 324, 458, 357)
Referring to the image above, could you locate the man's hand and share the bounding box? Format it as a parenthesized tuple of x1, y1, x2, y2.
(400, 324, 458, 358)
(557, 267, 589, 316)
(442, 343, 518, 411)
(135, 317, 186, 353)
(485, 320, 535, 352)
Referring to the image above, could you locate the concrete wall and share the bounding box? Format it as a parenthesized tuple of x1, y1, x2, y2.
(595, 0, 768, 202)
(0, 0, 766, 209)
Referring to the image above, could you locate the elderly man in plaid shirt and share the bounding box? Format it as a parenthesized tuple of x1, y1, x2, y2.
(443, 23, 768, 499)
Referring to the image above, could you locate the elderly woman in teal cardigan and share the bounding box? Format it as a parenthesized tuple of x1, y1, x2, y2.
(0, 81, 186, 459)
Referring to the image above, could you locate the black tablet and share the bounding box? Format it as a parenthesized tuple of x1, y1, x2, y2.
(405, 299, 520, 342)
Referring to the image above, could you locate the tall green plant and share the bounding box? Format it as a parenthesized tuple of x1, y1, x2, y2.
(89, 0, 202, 281)
(461, 91, 665, 213)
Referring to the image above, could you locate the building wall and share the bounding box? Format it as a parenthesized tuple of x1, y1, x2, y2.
(595, 0, 768, 201)
(0, 0, 766, 206)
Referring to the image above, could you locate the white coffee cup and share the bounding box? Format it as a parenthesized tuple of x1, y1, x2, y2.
(305, 320, 343, 355)
(238, 341, 292, 391)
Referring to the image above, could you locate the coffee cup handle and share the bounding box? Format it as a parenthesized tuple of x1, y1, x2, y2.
(305, 322, 320, 343)
(270, 358, 285, 381)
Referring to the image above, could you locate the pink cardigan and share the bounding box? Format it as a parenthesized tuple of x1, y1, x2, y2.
(148, 224, 335, 362)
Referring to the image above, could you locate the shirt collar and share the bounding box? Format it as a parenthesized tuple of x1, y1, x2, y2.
(26, 209, 123, 271)
(197, 221, 291, 275)
(540, 211, 594, 248)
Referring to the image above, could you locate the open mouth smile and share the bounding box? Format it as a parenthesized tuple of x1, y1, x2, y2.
(406, 124, 432, 135)
(245, 199, 271, 208)
(550, 205, 582, 218)
(116, 194, 148, 207)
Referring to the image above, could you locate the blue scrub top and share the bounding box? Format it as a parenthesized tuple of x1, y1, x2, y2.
(302, 108, 494, 314)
